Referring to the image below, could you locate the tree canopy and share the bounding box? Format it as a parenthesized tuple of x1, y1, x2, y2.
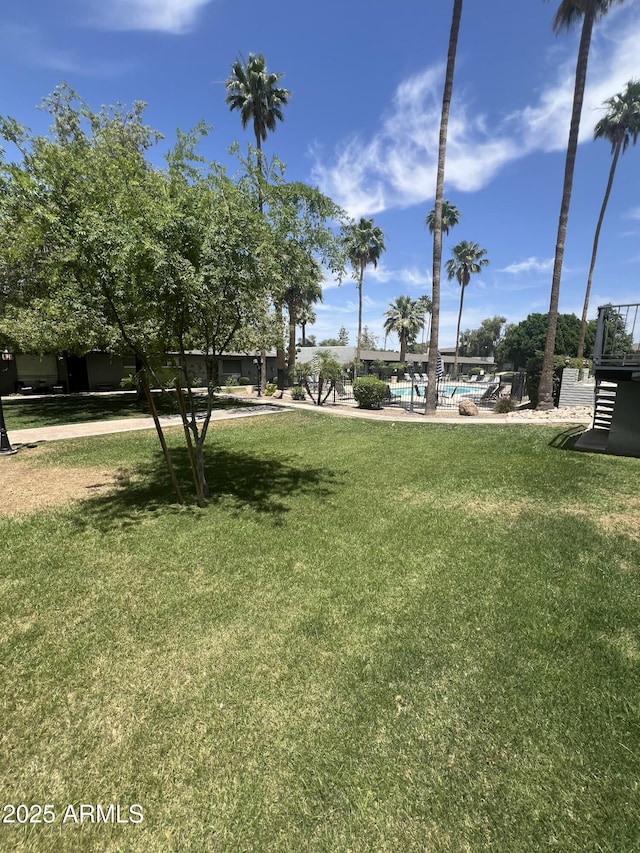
(497, 312, 596, 368)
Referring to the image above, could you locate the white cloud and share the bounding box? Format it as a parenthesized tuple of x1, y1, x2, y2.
(89, 0, 211, 33)
(626, 206, 640, 220)
(0, 24, 133, 75)
(499, 257, 554, 275)
(310, 5, 640, 216)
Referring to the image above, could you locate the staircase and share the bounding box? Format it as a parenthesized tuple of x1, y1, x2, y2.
(592, 379, 617, 432)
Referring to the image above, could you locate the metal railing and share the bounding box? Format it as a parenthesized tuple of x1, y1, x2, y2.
(325, 374, 527, 412)
(593, 303, 640, 367)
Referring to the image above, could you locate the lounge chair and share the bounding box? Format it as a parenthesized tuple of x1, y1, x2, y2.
(478, 382, 500, 402)
(384, 383, 402, 403)
(403, 373, 412, 382)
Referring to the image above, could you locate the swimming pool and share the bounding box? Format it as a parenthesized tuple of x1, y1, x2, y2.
(391, 383, 481, 398)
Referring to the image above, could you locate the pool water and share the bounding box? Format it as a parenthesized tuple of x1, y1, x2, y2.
(391, 383, 481, 398)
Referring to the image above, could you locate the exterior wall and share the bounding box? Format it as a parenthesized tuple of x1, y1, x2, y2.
(14, 354, 59, 390)
(559, 367, 595, 408)
(86, 353, 125, 390)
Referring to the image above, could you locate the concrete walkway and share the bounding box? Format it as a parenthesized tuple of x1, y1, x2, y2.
(8, 404, 286, 446)
(6, 396, 593, 447)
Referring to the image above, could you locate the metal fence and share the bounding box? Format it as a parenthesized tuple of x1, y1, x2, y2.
(323, 374, 527, 412)
(593, 303, 640, 367)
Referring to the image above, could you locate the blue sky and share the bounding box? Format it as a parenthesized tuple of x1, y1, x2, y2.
(2, 0, 640, 349)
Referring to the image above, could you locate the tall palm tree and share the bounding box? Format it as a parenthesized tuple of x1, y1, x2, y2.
(417, 293, 433, 348)
(538, 0, 626, 409)
(343, 217, 386, 369)
(383, 296, 425, 363)
(577, 79, 640, 358)
(445, 241, 489, 376)
(283, 258, 323, 376)
(425, 0, 464, 414)
(425, 200, 461, 236)
(225, 52, 291, 190)
(225, 52, 291, 391)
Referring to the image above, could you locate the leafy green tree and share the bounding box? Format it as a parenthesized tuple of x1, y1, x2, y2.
(538, 0, 626, 409)
(497, 312, 596, 367)
(359, 326, 379, 351)
(338, 325, 350, 345)
(445, 240, 489, 375)
(577, 79, 640, 358)
(425, 0, 464, 413)
(459, 315, 506, 358)
(0, 89, 290, 502)
(342, 217, 386, 367)
(383, 296, 424, 362)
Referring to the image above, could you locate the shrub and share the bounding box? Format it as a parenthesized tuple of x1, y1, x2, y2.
(493, 397, 516, 414)
(264, 383, 278, 396)
(238, 376, 251, 386)
(225, 376, 238, 387)
(120, 374, 137, 391)
(290, 386, 306, 401)
(352, 376, 388, 409)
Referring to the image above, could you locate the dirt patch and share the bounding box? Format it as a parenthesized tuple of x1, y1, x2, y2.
(0, 459, 123, 517)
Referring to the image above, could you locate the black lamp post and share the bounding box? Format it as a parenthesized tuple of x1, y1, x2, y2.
(253, 357, 262, 397)
(0, 349, 17, 456)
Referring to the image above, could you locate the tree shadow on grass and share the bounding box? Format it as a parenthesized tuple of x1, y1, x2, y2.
(72, 445, 341, 531)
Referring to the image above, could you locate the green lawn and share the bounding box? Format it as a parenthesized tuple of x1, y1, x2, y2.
(1, 412, 639, 852)
(1, 391, 250, 431)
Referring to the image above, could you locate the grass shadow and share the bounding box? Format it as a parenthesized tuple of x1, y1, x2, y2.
(3, 391, 259, 430)
(72, 445, 340, 530)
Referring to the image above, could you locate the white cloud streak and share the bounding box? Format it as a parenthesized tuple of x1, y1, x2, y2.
(0, 24, 133, 75)
(310, 6, 640, 217)
(499, 257, 554, 275)
(89, 0, 211, 33)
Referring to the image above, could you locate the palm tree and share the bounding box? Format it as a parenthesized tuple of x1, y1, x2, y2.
(225, 52, 291, 190)
(298, 304, 317, 346)
(383, 296, 425, 363)
(445, 241, 489, 376)
(283, 257, 323, 376)
(577, 79, 640, 359)
(538, 0, 626, 409)
(343, 217, 386, 369)
(417, 293, 433, 347)
(425, 0, 464, 414)
(225, 52, 291, 391)
(425, 200, 461, 235)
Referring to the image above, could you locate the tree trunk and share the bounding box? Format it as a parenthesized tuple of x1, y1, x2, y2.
(577, 141, 620, 359)
(140, 370, 184, 505)
(453, 283, 466, 377)
(288, 304, 297, 382)
(355, 262, 364, 373)
(538, 6, 595, 409)
(425, 0, 463, 414)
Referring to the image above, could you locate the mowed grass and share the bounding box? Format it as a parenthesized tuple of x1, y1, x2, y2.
(1, 412, 639, 852)
(2, 391, 248, 431)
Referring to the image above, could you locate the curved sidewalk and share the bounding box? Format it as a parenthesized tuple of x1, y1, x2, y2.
(7, 405, 286, 447)
(5, 398, 593, 447)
